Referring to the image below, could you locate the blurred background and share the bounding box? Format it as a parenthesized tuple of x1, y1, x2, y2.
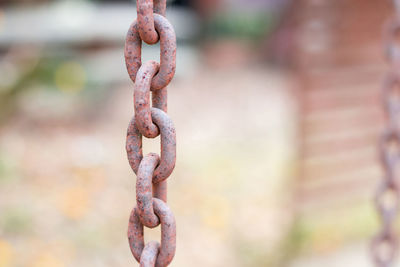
(0, 0, 394, 266)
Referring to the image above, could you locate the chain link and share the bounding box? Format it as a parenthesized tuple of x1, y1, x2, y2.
(124, 0, 177, 265)
(372, 1, 400, 266)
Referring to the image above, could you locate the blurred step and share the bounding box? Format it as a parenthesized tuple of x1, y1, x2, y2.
(0, 2, 200, 47)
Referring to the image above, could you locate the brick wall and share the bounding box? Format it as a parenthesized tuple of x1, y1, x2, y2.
(293, 0, 390, 211)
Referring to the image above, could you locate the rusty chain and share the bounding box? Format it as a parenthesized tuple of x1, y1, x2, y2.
(124, 0, 177, 266)
(372, 1, 400, 266)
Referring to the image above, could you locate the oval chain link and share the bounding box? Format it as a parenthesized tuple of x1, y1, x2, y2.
(125, 14, 176, 90)
(137, 0, 167, 44)
(134, 61, 161, 138)
(372, 1, 400, 266)
(125, 0, 177, 265)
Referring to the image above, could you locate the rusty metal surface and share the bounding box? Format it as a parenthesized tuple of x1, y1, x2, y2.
(153, 0, 166, 16)
(372, 1, 400, 266)
(125, 14, 176, 90)
(128, 199, 176, 267)
(137, 0, 160, 44)
(152, 88, 168, 112)
(137, 0, 167, 44)
(140, 241, 160, 267)
(126, 108, 176, 182)
(135, 61, 161, 138)
(124, 0, 177, 265)
(137, 153, 161, 228)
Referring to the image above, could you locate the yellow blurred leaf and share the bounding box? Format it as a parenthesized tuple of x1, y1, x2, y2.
(0, 240, 14, 267)
(32, 252, 65, 267)
(54, 61, 86, 93)
(58, 186, 90, 220)
(201, 194, 231, 230)
(72, 167, 106, 193)
(311, 224, 342, 253)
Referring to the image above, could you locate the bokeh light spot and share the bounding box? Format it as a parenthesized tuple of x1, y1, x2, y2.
(32, 252, 65, 267)
(54, 61, 86, 94)
(0, 240, 14, 267)
(58, 186, 90, 220)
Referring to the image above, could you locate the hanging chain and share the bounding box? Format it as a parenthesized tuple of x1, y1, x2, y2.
(372, 1, 400, 266)
(124, 0, 177, 266)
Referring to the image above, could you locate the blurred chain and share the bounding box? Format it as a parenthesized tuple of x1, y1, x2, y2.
(372, 1, 400, 266)
(124, 1, 177, 266)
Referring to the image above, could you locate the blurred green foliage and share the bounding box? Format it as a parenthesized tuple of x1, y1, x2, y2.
(0, 152, 18, 184)
(1, 208, 32, 235)
(205, 11, 276, 40)
(0, 53, 106, 123)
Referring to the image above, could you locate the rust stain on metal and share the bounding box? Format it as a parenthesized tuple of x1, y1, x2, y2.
(152, 87, 168, 113)
(137, 0, 160, 45)
(125, 0, 177, 265)
(137, 153, 161, 228)
(126, 115, 142, 175)
(126, 108, 176, 183)
(125, 20, 142, 86)
(149, 108, 176, 183)
(152, 86, 168, 203)
(153, 0, 166, 16)
(128, 199, 176, 267)
(135, 60, 161, 138)
(124, 14, 176, 90)
(140, 241, 160, 267)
